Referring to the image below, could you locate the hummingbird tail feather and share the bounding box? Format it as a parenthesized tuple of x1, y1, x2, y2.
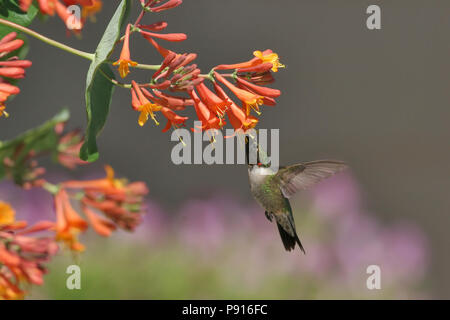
(276, 222, 305, 254)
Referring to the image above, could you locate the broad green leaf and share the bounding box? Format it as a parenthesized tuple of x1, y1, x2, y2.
(80, 0, 131, 162)
(80, 64, 115, 162)
(0, 108, 70, 183)
(0, 0, 38, 39)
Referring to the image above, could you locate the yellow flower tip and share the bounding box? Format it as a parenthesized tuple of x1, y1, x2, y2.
(137, 103, 162, 126)
(0, 201, 15, 226)
(253, 50, 285, 72)
(0, 106, 9, 118)
(118, 63, 129, 78)
(138, 109, 149, 127)
(113, 59, 138, 78)
(244, 97, 263, 116)
(253, 50, 263, 59)
(271, 60, 285, 72)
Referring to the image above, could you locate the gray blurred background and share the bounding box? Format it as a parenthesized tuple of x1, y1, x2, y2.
(1, 0, 450, 297)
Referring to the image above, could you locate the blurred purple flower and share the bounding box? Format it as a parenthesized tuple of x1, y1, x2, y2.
(310, 173, 361, 220)
(130, 200, 169, 243)
(309, 173, 428, 290)
(175, 197, 228, 251)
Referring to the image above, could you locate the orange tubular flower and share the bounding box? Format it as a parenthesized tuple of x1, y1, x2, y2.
(142, 34, 175, 58)
(213, 82, 258, 132)
(235, 77, 280, 98)
(160, 106, 188, 132)
(195, 82, 231, 120)
(189, 90, 222, 131)
(214, 72, 263, 116)
(131, 81, 163, 126)
(54, 189, 88, 251)
(152, 51, 176, 79)
(0, 32, 32, 118)
(237, 62, 274, 74)
(113, 24, 138, 78)
(152, 89, 194, 110)
(135, 87, 189, 132)
(214, 57, 262, 72)
(138, 21, 168, 32)
(140, 30, 187, 42)
(1, 201, 58, 300)
(82, 205, 116, 237)
(215, 49, 284, 73)
(148, 0, 183, 13)
(19, 0, 55, 15)
(62, 165, 121, 191)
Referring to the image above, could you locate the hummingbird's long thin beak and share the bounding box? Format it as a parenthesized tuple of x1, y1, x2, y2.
(245, 135, 262, 166)
(245, 136, 250, 165)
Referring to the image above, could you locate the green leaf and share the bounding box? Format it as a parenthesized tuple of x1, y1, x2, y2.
(80, 64, 116, 162)
(0, 0, 38, 39)
(0, 108, 70, 183)
(80, 0, 131, 162)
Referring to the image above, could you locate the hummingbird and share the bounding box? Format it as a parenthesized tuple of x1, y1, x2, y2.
(245, 139, 347, 253)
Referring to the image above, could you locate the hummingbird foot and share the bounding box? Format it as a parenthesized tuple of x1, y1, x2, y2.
(264, 211, 273, 222)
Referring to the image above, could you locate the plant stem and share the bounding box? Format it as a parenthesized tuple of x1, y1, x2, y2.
(134, 10, 146, 26)
(133, 63, 161, 71)
(98, 68, 131, 88)
(0, 18, 94, 61)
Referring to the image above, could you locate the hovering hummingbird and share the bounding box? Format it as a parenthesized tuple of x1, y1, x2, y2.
(245, 139, 347, 253)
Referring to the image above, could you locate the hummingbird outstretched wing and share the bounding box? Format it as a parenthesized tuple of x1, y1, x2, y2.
(274, 160, 347, 198)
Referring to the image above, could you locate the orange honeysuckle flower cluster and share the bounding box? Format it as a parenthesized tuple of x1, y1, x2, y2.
(1, 127, 149, 298)
(19, 0, 102, 31)
(111, 0, 284, 134)
(0, 201, 58, 300)
(53, 165, 149, 251)
(0, 32, 32, 118)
